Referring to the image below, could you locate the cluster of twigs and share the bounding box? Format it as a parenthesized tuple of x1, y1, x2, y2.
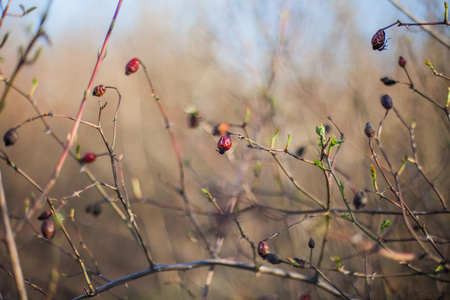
(0, 1, 449, 300)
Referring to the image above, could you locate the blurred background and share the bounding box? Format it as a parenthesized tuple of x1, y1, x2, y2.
(0, 0, 449, 299)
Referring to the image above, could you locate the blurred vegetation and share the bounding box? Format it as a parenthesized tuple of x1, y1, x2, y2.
(0, 1, 449, 299)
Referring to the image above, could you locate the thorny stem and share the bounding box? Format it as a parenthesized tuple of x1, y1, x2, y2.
(368, 137, 448, 267)
(13, 1, 124, 294)
(72, 259, 358, 300)
(1, 80, 137, 245)
(386, 0, 450, 50)
(140, 62, 185, 194)
(95, 106, 155, 268)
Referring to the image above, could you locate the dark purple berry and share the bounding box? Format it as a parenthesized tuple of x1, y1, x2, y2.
(3, 128, 18, 146)
(380, 77, 397, 86)
(381, 95, 393, 110)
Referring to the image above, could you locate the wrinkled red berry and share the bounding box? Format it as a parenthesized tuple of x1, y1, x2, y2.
(81, 153, 97, 164)
(93, 85, 106, 97)
(125, 58, 140, 75)
(217, 134, 232, 154)
(381, 94, 393, 110)
(41, 219, 55, 240)
(398, 56, 406, 67)
(38, 210, 52, 220)
(364, 123, 375, 138)
(371, 29, 387, 51)
(3, 128, 18, 146)
(213, 122, 230, 136)
(257, 241, 270, 258)
(380, 76, 397, 86)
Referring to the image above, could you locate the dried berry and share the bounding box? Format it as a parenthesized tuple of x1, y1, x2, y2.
(364, 122, 375, 138)
(296, 146, 305, 156)
(125, 58, 140, 75)
(398, 56, 407, 67)
(265, 253, 282, 264)
(86, 203, 102, 217)
(3, 128, 18, 146)
(81, 153, 97, 164)
(380, 76, 397, 86)
(213, 122, 230, 136)
(38, 210, 52, 220)
(188, 113, 201, 128)
(93, 85, 106, 97)
(257, 241, 270, 258)
(381, 94, 393, 110)
(353, 190, 367, 209)
(217, 134, 232, 154)
(324, 124, 331, 133)
(308, 237, 315, 249)
(41, 219, 55, 240)
(371, 29, 387, 51)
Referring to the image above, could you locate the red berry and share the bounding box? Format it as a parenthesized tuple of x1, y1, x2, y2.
(93, 85, 106, 97)
(41, 219, 55, 240)
(125, 58, 140, 75)
(257, 241, 270, 258)
(217, 134, 232, 154)
(398, 56, 407, 67)
(81, 153, 97, 164)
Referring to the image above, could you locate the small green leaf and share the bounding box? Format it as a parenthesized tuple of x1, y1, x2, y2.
(370, 164, 378, 191)
(331, 256, 342, 269)
(379, 219, 392, 236)
(381, 220, 392, 229)
(315, 124, 325, 137)
(29, 78, 39, 96)
(446, 87, 450, 110)
(76, 144, 81, 160)
(0, 32, 9, 48)
(435, 264, 444, 272)
(201, 188, 212, 199)
(285, 134, 291, 151)
(270, 128, 279, 148)
(245, 108, 251, 124)
(314, 160, 326, 170)
(25, 7, 37, 15)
